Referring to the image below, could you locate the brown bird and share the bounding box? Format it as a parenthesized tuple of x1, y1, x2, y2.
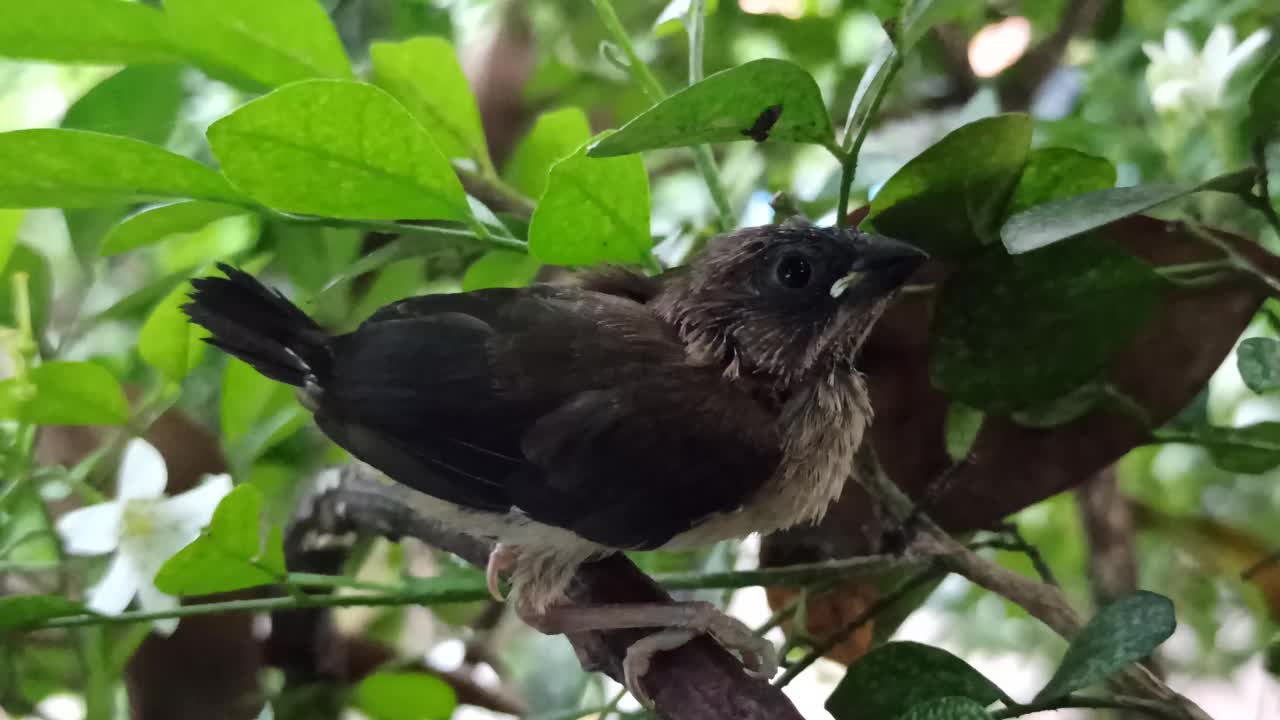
(183, 221, 924, 702)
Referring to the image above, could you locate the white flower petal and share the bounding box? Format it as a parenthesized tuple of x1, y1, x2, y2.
(56, 503, 122, 556)
(155, 474, 234, 532)
(136, 582, 180, 636)
(1203, 25, 1236, 71)
(1221, 28, 1272, 83)
(85, 553, 140, 616)
(1151, 79, 1196, 112)
(1142, 42, 1167, 64)
(117, 439, 168, 500)
(1164, 28, 1196, 65)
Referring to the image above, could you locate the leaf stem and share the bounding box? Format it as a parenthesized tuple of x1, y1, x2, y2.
(836, 47, 903, 227)
(992, 693, 1187, 720)
(591, 0, 734, 232)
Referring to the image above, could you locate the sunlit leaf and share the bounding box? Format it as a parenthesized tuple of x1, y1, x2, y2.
(0, 362, 128, 426)
(0, 0, 179, 65)
(102, 201, 250, 256)
(0, 130, 246, 209)
(154, 485, 286, 595)
(529, 145, 651, 265)
(165, 0, 352, 90)
(1008, 148, 1116, 214)
(355, 672, 457, 720)
(588, 59, 835, 156)
(139, 281, 207, 383)
(61, 65, 186, 147)
(462, 250, 540, 291)
(504, 108, 592, 199)
(208, 80, 468, 221)
(371, 36, 491, 171)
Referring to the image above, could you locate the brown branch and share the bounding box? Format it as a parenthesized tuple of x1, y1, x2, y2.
(1076, 468, 1140, 606)
(280, 465, 805, 720)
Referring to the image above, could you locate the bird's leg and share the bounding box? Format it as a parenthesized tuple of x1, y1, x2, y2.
(514, 600, 778, 706)
(485, 543, 519, 600)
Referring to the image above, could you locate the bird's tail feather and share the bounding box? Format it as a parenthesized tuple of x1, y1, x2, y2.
(183, 263, 329, 388)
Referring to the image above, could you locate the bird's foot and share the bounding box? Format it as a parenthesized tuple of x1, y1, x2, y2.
(485, 543, 518, 601)
(514, 599, 777, 708)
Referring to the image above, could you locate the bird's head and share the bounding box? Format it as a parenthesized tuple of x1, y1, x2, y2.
(655, 221, 926, 385)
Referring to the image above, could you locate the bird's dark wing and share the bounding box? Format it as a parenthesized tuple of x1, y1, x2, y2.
(313, 286, 782, 549)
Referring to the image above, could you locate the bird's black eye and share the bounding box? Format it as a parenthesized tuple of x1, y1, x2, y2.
(774, 253, 812, 289)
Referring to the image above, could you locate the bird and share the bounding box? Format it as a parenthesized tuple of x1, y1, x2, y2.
(183, 220, 924, 702)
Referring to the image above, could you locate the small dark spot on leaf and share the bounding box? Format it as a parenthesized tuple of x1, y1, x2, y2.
(741, 104, 783, 142)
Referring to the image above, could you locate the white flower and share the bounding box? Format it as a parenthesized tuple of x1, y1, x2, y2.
(1143, 25, 1271, 114)
(56, 439, 232, 635)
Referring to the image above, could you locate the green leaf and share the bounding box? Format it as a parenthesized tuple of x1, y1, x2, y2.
(0, 595, 87, 635)
(1001, 169, 1255, 254)
(207, 80, 468, 221)
(164, 0, 352, 90)
(354, 672, 458, 720)
(588, 59, 835, 156)
(371, 37, 491, 171)
(462, 250, 540, 291)
(139, 281, 207, 383)
(62, 65, 187, 147)
(1157, 423, 1280, 474)
(221, 358, 307, 465)
(1237, 337, 1280, 394)
(1008, 148, 1117, 214)
(930, 239, 1166, 413)
(1249, 55, 1280, 140)
(869, 114, 1032, 258)
(102, 201, 250, 256)
(943, 401, 983, 461)
(1035, 591, 1176, 701)
(826, 641, 1008, 720)
(350, 260, 429, 322)
(0, 129, 246, 209)
(0, 362, 128, 426)
(0, 0, 179, 65)
(1010, 382, 1109, 429)
(504, 108, 592, 199)
(529, 145, 651, 266)
(897, 697, 993, 720)
(154, 484, 286, 595)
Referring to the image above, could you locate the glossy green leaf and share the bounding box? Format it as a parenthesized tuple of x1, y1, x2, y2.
(1001, 169, 1255, 254)
(61, 65, 187, 147)
(1036, 591, 1176, 701)
(0, 0, 179, 65)
(139, 282, 207, 383)
(504, 108, 592, 199)
(529, 146, 651, 266)
(826, 641, 1007, 720)
(0, 362, 128, 426)
(1157, 423, 1280, 474)
(371, 37, 491, 170)
(870, 114, 1032, 258)
(931, 239, 1166, 413)
(355, 672, 458, 720)
(164, 0, 352, 90)
(897, 697, 994, 720)
(1238, 337, 1280, 394)
(0, 595, 87, 635)
(1249, 55, 1280, 139)
(588, 59, 835, 156)
(0, 130, 245, 209)
(462, 250, 540, 291)
(1008, 148, 1117, 214)
(102, 201, 250, 256)
(154, 484, 286, 595)
(208, 80, 468, 221)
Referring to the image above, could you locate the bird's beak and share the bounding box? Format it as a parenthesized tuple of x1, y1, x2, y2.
(829, 234, 927, 301)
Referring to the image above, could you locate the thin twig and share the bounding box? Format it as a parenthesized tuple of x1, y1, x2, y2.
(992, 693, 1188, 720)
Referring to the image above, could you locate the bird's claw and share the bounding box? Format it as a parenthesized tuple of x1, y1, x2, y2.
(622, 603, 778, 708)
(485, 543, 518, 601)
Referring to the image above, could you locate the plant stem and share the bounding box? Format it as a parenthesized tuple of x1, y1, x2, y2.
(1183, 219, 1280, 294)
(836, 49, 903, 227)
(22, 552, 931, 633)
(992, 693, 1187, 720)
(591, 0, 734, 232)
